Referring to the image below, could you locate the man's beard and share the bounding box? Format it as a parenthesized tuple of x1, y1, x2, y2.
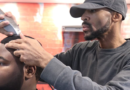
(0, 71, 23, 90)
(83, 18, 111, 40)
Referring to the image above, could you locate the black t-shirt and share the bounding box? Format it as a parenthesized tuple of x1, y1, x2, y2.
(40, 40, 130, 90)
(55, 40, 130, 85)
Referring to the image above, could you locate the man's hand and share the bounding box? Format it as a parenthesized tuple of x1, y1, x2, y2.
(5, 33, 54, 69)
(0, 12, 17, 36)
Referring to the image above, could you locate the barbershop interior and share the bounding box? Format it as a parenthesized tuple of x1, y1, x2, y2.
(0, 0, 130, 90)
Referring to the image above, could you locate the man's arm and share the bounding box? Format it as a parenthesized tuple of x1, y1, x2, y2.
(40, 57, 130, 90)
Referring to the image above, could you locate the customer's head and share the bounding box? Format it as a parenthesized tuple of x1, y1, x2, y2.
(70, 0, 127, 40)
(0, 35, 43, 90)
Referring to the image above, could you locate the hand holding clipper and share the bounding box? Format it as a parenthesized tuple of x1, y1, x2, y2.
(0, 9, 21, 36)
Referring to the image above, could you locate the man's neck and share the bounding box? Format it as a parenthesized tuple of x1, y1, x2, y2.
(20, 81, 37, 90)
(21, 86, 36, 90)
(98, 37, 126, 49)
(97, 28, 126, 49)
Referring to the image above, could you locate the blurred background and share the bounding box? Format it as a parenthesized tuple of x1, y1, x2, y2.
(0, 0, 130, 89)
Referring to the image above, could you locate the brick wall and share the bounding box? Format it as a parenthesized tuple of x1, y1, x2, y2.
(0, 3, 130, 55)
(122, 5, 130, 38)
(0, 3, 130, 90)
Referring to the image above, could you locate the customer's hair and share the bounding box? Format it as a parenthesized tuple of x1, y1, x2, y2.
(1, 35, 43, 81)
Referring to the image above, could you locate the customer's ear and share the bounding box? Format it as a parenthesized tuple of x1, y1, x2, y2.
(23, 65, 36, 80)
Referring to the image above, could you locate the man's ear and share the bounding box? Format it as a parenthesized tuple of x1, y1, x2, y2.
(111, 12, 122, 22)
(23, 65, 36, 80)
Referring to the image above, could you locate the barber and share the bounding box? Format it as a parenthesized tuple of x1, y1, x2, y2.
(1, 0, 130, 90)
